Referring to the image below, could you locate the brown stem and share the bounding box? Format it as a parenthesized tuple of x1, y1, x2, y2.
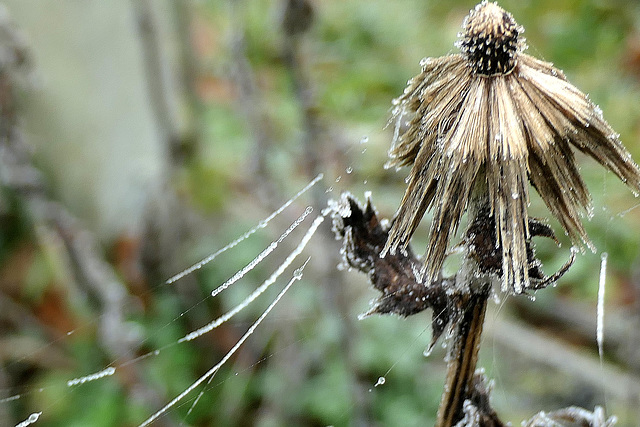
(436, 290, 489, 427)
(436, 184, 495, 427)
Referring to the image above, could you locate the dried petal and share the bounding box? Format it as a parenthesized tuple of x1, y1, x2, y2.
(384, 1, 640, 293)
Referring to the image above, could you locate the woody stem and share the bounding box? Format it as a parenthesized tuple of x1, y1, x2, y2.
(435, 288, 489, 427)
(435, 184, 493, 427)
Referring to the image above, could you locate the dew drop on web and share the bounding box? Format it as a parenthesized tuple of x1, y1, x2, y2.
(423, 345, 434, 357)
(16, 412, 41, 427)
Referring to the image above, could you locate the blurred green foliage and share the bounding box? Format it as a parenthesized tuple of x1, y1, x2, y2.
(3, 0, 640, 426)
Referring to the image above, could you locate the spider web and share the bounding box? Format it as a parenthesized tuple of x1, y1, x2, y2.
(2, 175, 336, 426)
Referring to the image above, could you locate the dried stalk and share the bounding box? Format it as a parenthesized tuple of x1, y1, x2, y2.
(435, 190, 498, 427)
(331, 189, 575, 425)
(332, 2, 640, 424)
(436, 291, 490, 427)
(331, 6, 633, 423)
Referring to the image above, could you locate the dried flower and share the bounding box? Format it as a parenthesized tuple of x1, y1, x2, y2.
(383, 1, 640, 293)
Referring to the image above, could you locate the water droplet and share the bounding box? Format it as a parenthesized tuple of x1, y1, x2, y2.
(335, 176, 342, 182)
(594, 105, 603, 117)
(492, 292, 501, 304)
(325, 186, 333, 193)
(346, 167, 353, 174)
(423, 345, 434, 357)
(363, 180, 368, 185)
(375, 376, 386, 387)
(511, 192, 519, 200)
(359, 136, 369, 144)
(357, 311, 371, 320)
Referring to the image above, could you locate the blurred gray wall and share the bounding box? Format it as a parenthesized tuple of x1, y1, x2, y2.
(3, 0, 168, 240)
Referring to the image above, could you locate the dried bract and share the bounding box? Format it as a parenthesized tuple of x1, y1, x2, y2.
(524, 405, 617, 427)
(331, 193, 452, 346)
(330, 192, 574, 355)
(383, 0, 640, 293)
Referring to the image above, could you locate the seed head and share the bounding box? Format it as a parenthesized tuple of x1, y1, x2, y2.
(383, 1, 640, 293)
(458, 1, 523, 75)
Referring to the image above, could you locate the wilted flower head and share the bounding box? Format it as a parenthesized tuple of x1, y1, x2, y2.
(383, 1, 640, 293)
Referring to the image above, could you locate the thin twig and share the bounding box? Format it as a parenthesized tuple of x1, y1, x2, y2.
(228, 0, 273, 187)
(134, 0, 184, 168)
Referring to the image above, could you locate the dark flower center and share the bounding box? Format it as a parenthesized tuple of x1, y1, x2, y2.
(459, 2, 521, 76)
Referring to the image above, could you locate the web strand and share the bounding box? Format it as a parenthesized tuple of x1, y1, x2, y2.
(181, 214, 326, 343)
(178, 214, 326, 422)
(138, 258, 312, 427)
(165, 174, 323, 285)
(210, 206, 313, 298)
(597, 252, 608, 361)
